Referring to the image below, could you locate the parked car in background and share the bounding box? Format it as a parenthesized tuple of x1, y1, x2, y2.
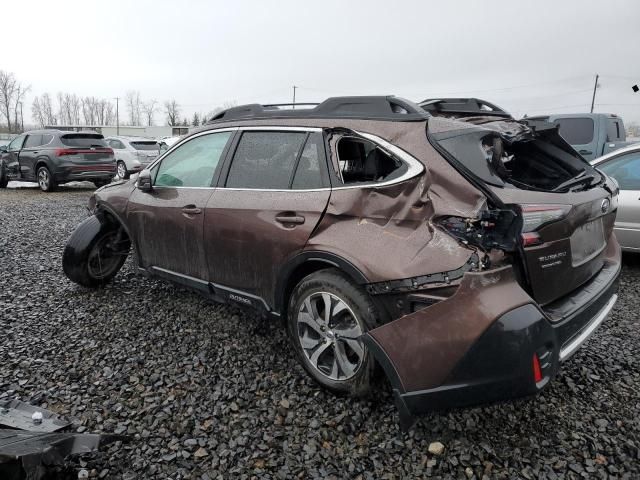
(524, 113, 636, 161)
(62, 96, 621, 427)
(158, 136, 181, 154)
(0, 130, 115, 192)
(104, 136, 159, 179)
(592, 144, 640, 251)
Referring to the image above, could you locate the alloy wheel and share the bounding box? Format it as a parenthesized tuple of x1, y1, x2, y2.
(296, 292, 365, 381)
(117, 162, 127, 179)
(38, 169, 50, 190)
(87, 232, 124, 280)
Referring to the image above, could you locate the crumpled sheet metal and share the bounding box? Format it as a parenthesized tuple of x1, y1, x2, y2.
(0, 429, 105, 480)
(0, 399, 70, 433)
(0, 400, 116, 480)
(218, 117, 487, 281)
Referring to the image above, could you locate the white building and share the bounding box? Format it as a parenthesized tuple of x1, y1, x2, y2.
(43, 124, 190, 139)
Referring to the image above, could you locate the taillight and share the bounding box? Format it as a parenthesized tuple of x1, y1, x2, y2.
(56, 147, 114, 157)
(532, 353, 543, 383)
(56, 148, 78, 156)
(521, 231, 542, 247)
(520, 204, 571, 232)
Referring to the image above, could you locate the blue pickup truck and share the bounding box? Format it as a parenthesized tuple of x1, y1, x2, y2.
(524, 113, 636, 161)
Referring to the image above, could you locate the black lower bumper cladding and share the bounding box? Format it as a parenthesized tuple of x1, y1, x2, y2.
(0, 399, 117, 480)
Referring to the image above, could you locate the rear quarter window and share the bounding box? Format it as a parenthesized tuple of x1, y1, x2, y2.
(60, 134, 107, 147)
(554, 118, 594, 144)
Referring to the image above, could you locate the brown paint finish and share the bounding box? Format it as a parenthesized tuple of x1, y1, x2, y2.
(127, 187, 214, 279)
(368, 266, 533, 392)
(203, 188, 330, 304)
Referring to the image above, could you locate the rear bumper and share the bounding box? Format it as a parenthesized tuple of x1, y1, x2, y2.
(54, 165, 116, 182)
(364, 236, 621, 429)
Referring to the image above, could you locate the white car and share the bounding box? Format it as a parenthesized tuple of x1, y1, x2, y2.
(158, 136, 182, 154)
(105, 136, 159, 179)
(591, 143, 640, 251)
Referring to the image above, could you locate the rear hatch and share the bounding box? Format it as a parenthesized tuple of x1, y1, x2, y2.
(427, 112, 617, 306)
(130, 140, 159, 164)
(57, 133, 114, 172)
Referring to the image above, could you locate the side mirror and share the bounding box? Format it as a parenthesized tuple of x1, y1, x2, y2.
(137, 169, 153, 192)
(0, 146, 7, 153)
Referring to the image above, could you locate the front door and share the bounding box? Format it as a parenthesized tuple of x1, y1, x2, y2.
(204, 129, 331, 307)
(127, 130, 234, 280)
(598, 151, 640, 250)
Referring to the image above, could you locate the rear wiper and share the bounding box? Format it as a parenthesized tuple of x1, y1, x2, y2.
(552, 171, 597, 192)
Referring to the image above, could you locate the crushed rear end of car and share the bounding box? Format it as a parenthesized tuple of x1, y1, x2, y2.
(361, 100, 621, 428)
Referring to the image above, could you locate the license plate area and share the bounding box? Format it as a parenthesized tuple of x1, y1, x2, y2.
(570, 218, 605, 266)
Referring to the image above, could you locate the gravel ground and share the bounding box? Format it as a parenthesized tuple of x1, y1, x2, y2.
(0, 184, 639, 480)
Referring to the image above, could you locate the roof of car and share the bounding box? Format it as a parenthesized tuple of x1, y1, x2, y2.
(105, 135, 157, 142)
(24, 129, 103, 136)
(206, 96, 430, 124)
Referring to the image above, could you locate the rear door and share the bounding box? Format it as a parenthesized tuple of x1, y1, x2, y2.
(127, 130, 234, 281)
(597, 151, 640, 250)
(203, 128, 331, 307)
(19, 134, 44, 180)
(552, 116, 598, 160)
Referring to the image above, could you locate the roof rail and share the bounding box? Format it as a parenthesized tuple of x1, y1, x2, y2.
(418, 98, 512, 118)
(207, 96, 429, 123)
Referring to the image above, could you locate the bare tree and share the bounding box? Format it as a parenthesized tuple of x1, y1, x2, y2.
(126, 90, 142, 126)
(164, 99, 180, 126)
(0, 71, 18, 132)
(81, 96, 98, 125)
(41, 93, 56, 125)
(142, 100, 158, 126)
(32, 96, 46, 127)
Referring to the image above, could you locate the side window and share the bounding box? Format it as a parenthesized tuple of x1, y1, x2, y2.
(554, 118, 594, 144)
(225, 131, 307, 189)
(154, 131, 232, 188)
(24, 135, 43, 148)
(291, 133, 325, 189)
(111, 140, 125, 149)
(599, 153, 640, 190)
(8, 135, 26, 151)
(41, 134, 53, 146)
(336, 137, 405, 184)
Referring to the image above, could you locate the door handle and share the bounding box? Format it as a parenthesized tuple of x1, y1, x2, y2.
(579, 149, 592, 155)
(275, 214, 305, 225)
(181, 205, 202, 215)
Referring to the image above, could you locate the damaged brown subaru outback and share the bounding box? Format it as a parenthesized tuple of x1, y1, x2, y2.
(62, 96, 620, 428)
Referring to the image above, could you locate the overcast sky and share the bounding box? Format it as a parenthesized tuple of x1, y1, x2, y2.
(3, 0, 640, 125)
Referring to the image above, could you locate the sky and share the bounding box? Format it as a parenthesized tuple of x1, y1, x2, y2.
(2, 0, 640, 125)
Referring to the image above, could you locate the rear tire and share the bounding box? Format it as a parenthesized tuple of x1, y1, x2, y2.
(63, 215, 130, 288)
(287, 268, 380, 397)
(93, 179, 111, 188)
(37, 165, 56, 192)
(117, 161, 129, 180)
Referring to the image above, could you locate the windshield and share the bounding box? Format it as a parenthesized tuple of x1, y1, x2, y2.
(131, 141, 158, 151)
(60, 134, 107, 148)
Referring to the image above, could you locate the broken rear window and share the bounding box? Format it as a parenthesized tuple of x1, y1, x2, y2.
(60, 134, 107, 148)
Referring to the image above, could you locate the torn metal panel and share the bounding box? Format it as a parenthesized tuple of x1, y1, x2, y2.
(0, 400, 70, 433)
(364, 266, 533, 393)
(0, 429, 108, 480)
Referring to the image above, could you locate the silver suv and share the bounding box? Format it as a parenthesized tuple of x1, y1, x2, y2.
(104, 136, 159, 179)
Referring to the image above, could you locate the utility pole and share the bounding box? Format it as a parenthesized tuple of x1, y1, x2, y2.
(292, 86, 297, 110)
(19, 102, 24, 132)
(590, 74, 599, 113)
(114, 97, 120, 135)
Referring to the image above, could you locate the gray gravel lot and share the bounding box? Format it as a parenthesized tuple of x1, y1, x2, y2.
(0, 184, 639, 479)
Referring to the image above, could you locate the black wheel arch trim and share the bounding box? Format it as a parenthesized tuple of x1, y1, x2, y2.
(274, 251, 370, 314)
